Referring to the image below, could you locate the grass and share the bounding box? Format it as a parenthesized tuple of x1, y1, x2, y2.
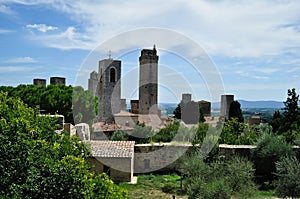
(119, 174, 187, 199)
(119, 174, 278, 199)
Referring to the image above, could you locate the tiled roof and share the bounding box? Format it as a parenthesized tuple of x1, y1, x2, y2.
(92, 122, 134, 132)
(88, 141, 135, 158)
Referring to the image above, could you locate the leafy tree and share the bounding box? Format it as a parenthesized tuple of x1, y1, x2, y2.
(179, 155, 257, 199)
(173, 104, 181, 119)
(152, 120, 180, 142)
(111, 130, 129, 141)
(269, 110, 282, 133)
(73, 86, 97, 125)
(251, 133, 294, 188)
(0, 92, 127, 198)
(128, 123, 155, 144)
(282, 88, 299, 124)
(274, 156, 300, 198)
(228, 100, 244, 123)
(220, 118, 247, 145)
(0, 85, 98, 125)
(270, 88, 300, 143)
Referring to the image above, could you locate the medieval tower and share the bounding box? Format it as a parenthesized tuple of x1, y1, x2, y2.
(138, 45, 159, 115)
(97, 58, 122, 123)
(220, 94, 234, 119)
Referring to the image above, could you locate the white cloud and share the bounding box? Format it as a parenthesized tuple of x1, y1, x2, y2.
(0, 29, 14, 34)
(26, 24, 58, 32)
(27, 26, 94, 50)
(6, 56, 37, 63)
(0, 66, 36, 73)
(0, 4, 14, 14)
(6, 0, 300, 59)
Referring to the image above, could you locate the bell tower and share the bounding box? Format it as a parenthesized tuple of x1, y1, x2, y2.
(97, 58, 121, 123)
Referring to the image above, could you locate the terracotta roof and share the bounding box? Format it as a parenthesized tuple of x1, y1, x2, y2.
(88, 141, 135, 158)
(92, 122, 134, 132)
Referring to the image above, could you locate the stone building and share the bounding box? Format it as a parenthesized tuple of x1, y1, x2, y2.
(88, 71, 99, 95)
(182, 93, 192, 104)
(87, 141, 135, 183)
(198, 100, 211, 117)
(220, 94, 234, 119)
(249, 116, 261, 126)
(50, 77, 66, 85)
(130, 100, 139, 114)
(180, 93, 200, 124)
(97, 59, 122, 123)
(33, 78, 46, 86)
(138, 45, 159, 115)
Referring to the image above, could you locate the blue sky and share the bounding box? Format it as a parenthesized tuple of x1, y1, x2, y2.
(1, 1, 300, 103)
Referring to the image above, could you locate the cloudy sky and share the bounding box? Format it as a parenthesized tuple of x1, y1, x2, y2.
(1, 0, 300, 102)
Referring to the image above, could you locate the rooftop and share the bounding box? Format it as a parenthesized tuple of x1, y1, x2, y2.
(88, 140, 135, 158)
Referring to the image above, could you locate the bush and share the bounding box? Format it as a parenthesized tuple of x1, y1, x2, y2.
(274, 156, 300, 198)
(111, 130, 129, 141)
(251, 133, 294, 187)
(179, 155, 257, 199)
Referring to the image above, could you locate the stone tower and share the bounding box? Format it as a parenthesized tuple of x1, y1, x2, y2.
(50, 77, 66, 85)
(33, 78, 46, 86)
(220, 94, 234, 118)
(97, 58, 121, 123)
(138, 45, 159, 115)
(88, 71, 99, 95)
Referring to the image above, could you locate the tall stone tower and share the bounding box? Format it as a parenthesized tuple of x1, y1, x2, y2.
(88, 71, 99, 95)
(139, 45, 159, 115)
(97, 58, 121, 123)
(220, 94, 234, 119)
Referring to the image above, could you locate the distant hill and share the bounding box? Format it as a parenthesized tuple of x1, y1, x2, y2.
(212, 100, 284, 109)
(238, 100, 284, 109)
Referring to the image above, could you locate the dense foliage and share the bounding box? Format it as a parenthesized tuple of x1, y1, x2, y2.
(228, 100, 244, 123)
(0, 92, 127, 198)
(270, 88, 300, 143)
(0, 85, 97, 124)
(274, 156, 300, 198)
(251, 133, 294, 188)
(179, 155, 257, 199)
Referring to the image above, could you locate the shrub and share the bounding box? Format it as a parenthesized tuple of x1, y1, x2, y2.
(251, 133, 294, 187)
(110, 130, 129, 141)
(274, 156, 300, 198)
(179, 155, 257, 199)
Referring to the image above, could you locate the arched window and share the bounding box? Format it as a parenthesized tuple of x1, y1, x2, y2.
(109, 67, 116, 82)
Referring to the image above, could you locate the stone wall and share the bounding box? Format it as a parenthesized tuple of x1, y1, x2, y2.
(134, 143, 300, 174)
(134, 143, 191, 173)
(87, 157, 133, 183)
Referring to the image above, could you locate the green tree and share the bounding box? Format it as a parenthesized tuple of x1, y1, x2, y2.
(128, 123, 155, 144)
(228, 100, 244, 123)
(73, 86, 97, 125)
(152, 120, 180, 142)
(220, 118, 248, 145)
(275, 156, 300, 198)
(173, 104, 181, 119)
(269, 110, 282, 133)
(0, 92, 127, 198)
(277, 88, 300, 143)
(179, 155, 257, 199)
(251, 133, 294, 188)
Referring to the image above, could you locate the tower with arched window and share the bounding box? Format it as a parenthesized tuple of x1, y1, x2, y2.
(97, 58, 122, 123)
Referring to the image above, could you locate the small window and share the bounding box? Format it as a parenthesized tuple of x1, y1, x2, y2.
(110, 68, 116, 82)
